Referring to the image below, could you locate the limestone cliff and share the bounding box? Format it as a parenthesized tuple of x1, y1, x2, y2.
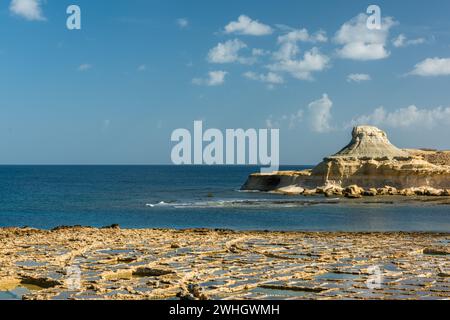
(241, 126, 450, 196)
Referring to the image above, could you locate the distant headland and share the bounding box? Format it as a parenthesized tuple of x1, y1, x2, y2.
(242, 126, 450, 197)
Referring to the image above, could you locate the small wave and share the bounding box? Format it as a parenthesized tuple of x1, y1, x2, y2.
(145, 201, 172, 208)
(236, 189, 262, 193)
(146, 198, 340, 209)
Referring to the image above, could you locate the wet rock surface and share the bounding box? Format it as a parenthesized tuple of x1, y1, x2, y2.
(0, 227, 448, 300)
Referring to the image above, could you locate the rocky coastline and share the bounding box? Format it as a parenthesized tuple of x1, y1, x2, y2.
(0, 226, 448, 300)
(242, 126, 450, 198)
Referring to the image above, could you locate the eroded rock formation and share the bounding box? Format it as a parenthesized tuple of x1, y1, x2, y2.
(242, 126, 450, 197)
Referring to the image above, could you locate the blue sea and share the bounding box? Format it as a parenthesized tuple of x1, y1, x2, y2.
(0, 165, 449, 232)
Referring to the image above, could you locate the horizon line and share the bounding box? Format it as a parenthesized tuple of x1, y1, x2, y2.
(0, 164, 314, 167)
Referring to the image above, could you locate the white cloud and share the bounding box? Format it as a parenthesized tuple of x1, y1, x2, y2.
(243, 71, 284, 84)
(392, 34, 425, 48)
(409, 38, 426, 46)
(272, 28, 327, 62)
(349, 105, 450, 128)
(268, 97, 450, 132)
(265, 94, 333, 132)
(10, 0, 45, 21)
(267, 27, 330, 80)
(274, 24, 295, 32)
(278, 28, 328, 44)
(272, 40, 299, 61)
(224, 15, 273, 36)
(266, 111, 304, 129)
(408, 57, 450, 77)
(137, 64, 147, 71)
(252, 48, 270, 57)
(347, 73, 371, 83)
(207, 39, 253, 64)
(334, 13, 396, 60)
(392, 34, 406, 47)
(192, 71, 228, 86)
(265, 115, 278, 129)
(176, 18, 189, 29)
(78, 64, 92, 71)
(307, 94, 333, 133)
(268, 47, 330, 80)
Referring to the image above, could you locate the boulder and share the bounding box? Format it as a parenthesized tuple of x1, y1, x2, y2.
(345, 193, 362, 199)
(413, 187, 426, 196)
(323, 186, 344, 197)
(387, 186, 398, 195)
(344, 185, 363, 198)
(400, 188, 415, 196)
(424, 188, 442, 196)
(302, 189, 317, 196)
(363, 188, 378, 196)
(274, 186, 304, 195)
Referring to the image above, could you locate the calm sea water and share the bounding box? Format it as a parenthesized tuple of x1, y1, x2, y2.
(0, 165, 448, 232)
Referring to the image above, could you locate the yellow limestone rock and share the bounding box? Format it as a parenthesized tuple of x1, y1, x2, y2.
(241, 126, 450, 195)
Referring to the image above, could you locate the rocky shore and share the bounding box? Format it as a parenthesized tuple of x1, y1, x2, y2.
(242, 126, 450, 197)
(246, 180, 450, 198)
(0, 227, 448, 300)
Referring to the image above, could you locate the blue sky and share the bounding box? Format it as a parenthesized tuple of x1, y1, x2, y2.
(1, 0, 450, 164)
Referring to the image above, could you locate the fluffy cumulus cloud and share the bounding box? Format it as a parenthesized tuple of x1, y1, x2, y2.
(267, 28, 329, 80)
(207, 39, 253, 64)
(268, 95, 450, 132)
(266, 94, 333, 132)
(273, 28, 327, 61)
(9, 0, 45, 21)
(192, 71, 228, 86)
(306, 94, 334, 133)
(269, 47, 330, 80)
(347, 73, 371, 83)
(334, 13, 396, 60)
(277, 28, 327, 44)
(224, 15, 273, 36)
(349, 105, 450, 128)
(392, 34, 425, 48)
(408, 57, 450, 77)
